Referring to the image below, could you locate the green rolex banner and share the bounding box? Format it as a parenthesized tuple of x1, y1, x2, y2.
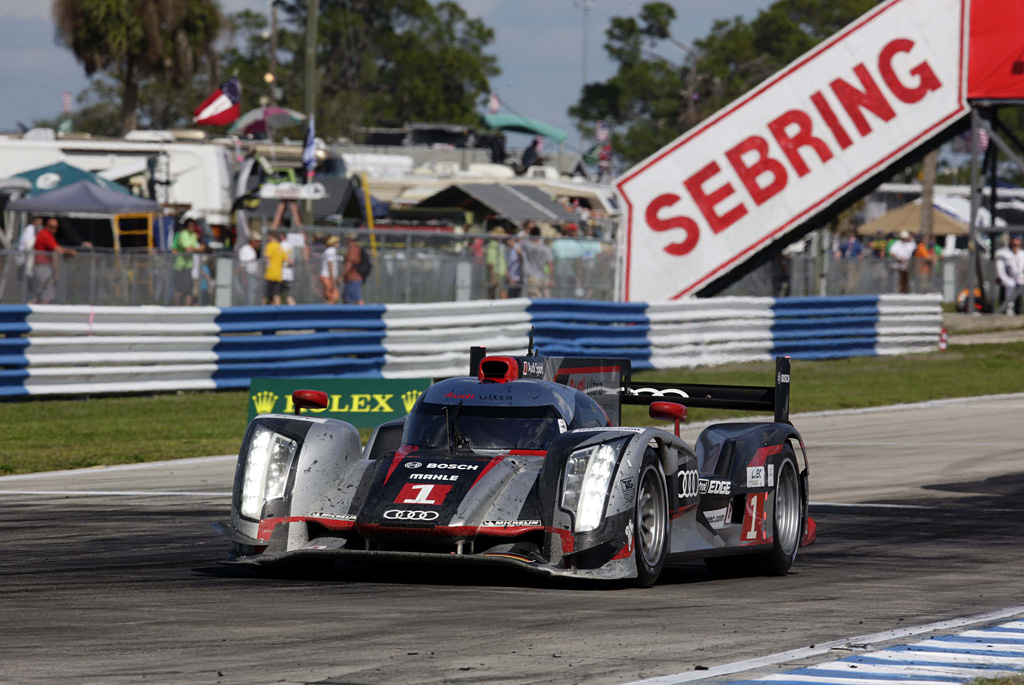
(247, 378, 433, 428)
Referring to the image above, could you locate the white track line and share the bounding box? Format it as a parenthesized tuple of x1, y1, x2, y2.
(0, 490, 231, 497)
(0, 454, 235, 481)
(620, 604, 1024, 685)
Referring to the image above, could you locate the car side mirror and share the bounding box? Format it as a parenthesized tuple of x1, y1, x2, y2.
(649, 401, 687, 437)
(292, 389, 328, 415)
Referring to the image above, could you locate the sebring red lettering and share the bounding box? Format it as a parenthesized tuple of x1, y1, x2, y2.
(725, 136, 788, 205)
(642, 37, 942, 258)
(830, 64, 896, 136)
(810, 91, 853, 150)
(767, 109, 834, 177)
(683, 162, 747, 234)
(645, 194, 700, 256)
(878, 38, 941, 104)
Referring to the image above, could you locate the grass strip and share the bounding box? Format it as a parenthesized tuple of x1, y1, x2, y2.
(2, 342, 1022, 475)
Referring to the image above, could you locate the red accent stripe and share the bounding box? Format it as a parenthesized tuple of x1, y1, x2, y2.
(671, 502, 698, 520)
(508, 449, 547, 457)
(802, 516, 818, 547)
(356, 523, 544, 538)
(470, 456, 505, 488)
(384, 446, 417, 484)
(749, 443, 785, 469)
(257, 516, 356, 541)
(610, 539, 633, 560)
(545, 526, 575, 555)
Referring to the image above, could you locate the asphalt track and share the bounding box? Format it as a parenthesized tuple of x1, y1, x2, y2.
(2, 395, 1024, 684)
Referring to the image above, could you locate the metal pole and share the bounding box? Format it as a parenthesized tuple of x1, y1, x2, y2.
(303, 0, 319, 124)
(966, 109, 983, 314)
(269, 1, 278, 103)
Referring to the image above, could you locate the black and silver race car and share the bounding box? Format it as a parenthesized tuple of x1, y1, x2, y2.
(213, 349, 815, 586)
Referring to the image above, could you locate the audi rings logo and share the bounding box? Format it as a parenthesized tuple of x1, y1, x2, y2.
(383, 509, 438, 521)
(404, 461, 422, 469)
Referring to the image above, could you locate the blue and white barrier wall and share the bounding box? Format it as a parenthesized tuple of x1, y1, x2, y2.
(0, 295, 941, 397)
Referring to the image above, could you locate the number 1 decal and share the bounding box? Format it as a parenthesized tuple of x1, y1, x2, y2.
(741, 493, 767, 541)
(395, 483, 453, 506)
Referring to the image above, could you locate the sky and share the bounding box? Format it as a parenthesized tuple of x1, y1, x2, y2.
(0, 0, 775, 150)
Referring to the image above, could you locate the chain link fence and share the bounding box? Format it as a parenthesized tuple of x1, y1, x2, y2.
(0, 230, 618, 306)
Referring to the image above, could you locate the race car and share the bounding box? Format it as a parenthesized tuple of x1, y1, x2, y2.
(213, 348, 814, 586)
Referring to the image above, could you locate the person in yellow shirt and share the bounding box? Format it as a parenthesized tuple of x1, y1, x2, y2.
(263, 232, 289, 305)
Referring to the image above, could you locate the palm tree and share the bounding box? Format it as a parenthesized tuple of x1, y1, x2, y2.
(54, 0, 222, 135)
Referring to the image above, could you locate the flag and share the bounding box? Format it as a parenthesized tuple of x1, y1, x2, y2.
(302, 114, 317, 177)
(193, 77, 241, 126)
(487, 91, 500, 114)
(595, 119, 609, 142)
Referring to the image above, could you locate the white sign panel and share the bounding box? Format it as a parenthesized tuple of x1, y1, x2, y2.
(616, 0, 967, 301)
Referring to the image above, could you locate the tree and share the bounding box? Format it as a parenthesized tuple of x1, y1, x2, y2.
(273, 0, 499, 139)
(53, 0, 222, 134)
(571, 0, 878, 165)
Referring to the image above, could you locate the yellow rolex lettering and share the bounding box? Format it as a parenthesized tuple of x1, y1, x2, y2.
(283, 395, 295, 414)
(350, 394, 371, 412)
(329, 394, 349, 412)
(372, 394, 394, 412)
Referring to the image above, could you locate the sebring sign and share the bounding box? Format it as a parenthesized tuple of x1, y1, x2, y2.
(616, 0, 968, 301)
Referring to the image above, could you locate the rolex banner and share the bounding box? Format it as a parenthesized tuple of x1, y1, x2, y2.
(247, 378, 433, 428)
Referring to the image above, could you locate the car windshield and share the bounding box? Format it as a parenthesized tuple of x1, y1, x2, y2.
(403, 402, 563, 452)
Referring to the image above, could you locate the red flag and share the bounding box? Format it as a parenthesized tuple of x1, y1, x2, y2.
(193, 77, 241, 126)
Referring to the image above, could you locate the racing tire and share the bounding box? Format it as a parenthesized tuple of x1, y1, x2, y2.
(755, 447, 803, 576)
(632, 450, 669, 587)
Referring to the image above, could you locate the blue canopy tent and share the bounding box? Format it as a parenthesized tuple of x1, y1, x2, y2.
(8, 180, 159, 250)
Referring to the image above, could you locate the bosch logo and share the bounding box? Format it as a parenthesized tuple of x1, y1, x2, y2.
(383, 509, 439, 521)
(404, 461, 422, 469)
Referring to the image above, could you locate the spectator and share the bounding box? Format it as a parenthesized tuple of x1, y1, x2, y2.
(171, 219, 202, 306)
(341, 234, 365, 305)
(506, 232, 524, 298)
(914, 236, 939, 283)
(31, 218, 77, 304)
(320, 236, 341, 304)
(835, 232, 865, 259)
(16, 215, 43, 292)
(520, 223, 553, 298)
(890, 230, 917, 294)
(484, 226, 507, 299)
(263, 231, 287, 305)
(237, 233, 262, 305)
(996, 237, 1024, 315)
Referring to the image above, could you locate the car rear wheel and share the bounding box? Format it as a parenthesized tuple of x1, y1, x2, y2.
(756, 448, 802, 575)
(632, 450, 669, 587)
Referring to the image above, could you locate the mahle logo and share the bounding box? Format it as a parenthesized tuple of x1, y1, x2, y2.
(252, 391, 280, 415)
(402, 390, 422, 412)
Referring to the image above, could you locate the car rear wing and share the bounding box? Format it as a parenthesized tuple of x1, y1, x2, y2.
(621, 356, 792, 424)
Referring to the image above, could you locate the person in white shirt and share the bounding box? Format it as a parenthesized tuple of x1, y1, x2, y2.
(889, 230, 917, 294)
(319, 236, 340, 303)
(279, 231, 308, 306)
(16, 216, 43, 287)
(237, 233, 261, 305)
(995, 237, 1024, 315)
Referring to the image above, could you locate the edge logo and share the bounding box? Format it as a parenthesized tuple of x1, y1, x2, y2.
(383, 510, 438, 521)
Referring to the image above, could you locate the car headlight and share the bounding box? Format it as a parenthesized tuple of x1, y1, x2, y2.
(561, 444, 618, 533)
(240, 428, 298, 520)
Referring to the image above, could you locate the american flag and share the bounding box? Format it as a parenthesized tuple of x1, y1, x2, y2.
(62, 92, 72, 114)
(595, 119, 609, 142)
(487, 91, 500, 114)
